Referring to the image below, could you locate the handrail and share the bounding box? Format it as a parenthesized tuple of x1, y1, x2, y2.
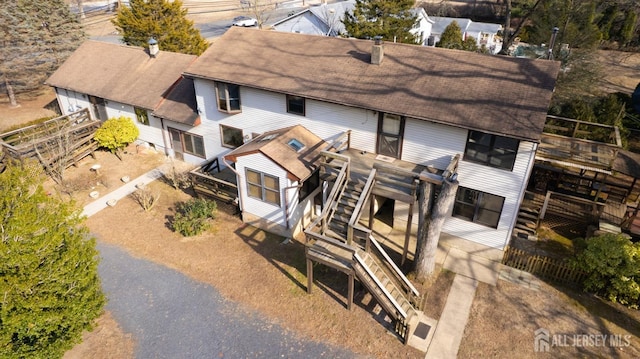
(320, 160, 350, 233)
(347, 168, 376, 244)
(369, 235, 420, 298)
(323, 130, 351, 153)
(353, 252, 407, 319)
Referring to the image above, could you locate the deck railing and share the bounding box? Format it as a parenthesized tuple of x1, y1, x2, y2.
(189, 157, 238, 204)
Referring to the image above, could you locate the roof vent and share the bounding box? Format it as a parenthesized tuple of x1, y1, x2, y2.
(148, 38, 159, 58)
(371, 36, 383, 65)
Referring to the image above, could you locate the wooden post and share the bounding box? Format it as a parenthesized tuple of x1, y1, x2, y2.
(414, 177, 458, 280)
(306, 258, 313, 294)
(347, 273, 354, 310)
(401, 200, 414, 265)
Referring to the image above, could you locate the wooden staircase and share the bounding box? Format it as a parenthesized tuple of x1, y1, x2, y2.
(305, 151, 422, 344)
(513, 192, 543, 240)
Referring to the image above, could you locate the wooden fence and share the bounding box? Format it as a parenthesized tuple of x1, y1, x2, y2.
(502, 246, 587, 286)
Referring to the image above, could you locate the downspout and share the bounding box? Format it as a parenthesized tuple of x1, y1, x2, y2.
(222, 156, 243, 212)
(159, 118, 171, 158)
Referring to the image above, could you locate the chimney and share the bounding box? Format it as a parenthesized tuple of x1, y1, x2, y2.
(148, 38, 159, 58)
(371, 36, 383, 65)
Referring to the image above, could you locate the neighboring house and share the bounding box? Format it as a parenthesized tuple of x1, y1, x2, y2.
(181, 27, 560, 255)
(271, 1, 434, 46)
(45, 40, 203, 163)
(430, 16, 503, 53)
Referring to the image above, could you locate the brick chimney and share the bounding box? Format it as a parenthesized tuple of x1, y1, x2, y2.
(371, 36, 383, 65)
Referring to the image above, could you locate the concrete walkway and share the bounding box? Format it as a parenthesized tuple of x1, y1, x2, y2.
(425, 274, 479, 359)
(82, 165, 168, 218)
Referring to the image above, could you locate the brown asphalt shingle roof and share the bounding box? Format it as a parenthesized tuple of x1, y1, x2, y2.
(185, 27, 560, 142)
(225, 125, 327, 181)
(46, 40, 197, 114)
(153, 77, 200, 126)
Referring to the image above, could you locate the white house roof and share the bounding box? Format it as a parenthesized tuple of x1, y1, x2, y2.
(431, 16, 501, 36)
(272, 1, 428, 37)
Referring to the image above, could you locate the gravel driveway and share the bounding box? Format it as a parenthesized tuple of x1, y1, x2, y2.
(97, 242, 357, 358)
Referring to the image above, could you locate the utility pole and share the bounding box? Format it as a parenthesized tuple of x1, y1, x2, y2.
(547, 26, 559, 60)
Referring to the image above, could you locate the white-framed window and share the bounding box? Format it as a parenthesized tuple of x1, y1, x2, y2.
(246, 169, 280, 206)
(452, 187, 505, 228)
(135, 107, 149, 125)
(169, 127, 205, 158)
(215, 82, 241, 113)
(220, 124, 244, 148)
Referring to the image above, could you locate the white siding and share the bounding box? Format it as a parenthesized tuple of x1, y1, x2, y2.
(193, 79, 537, 250)
(54, 88, 168, 156)
(234, 152, 289, 228)
(442, 140, 536, 249)
(402, 118, 467, 169)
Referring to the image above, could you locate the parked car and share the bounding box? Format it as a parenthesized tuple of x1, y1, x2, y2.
(232, 16, 258, 27)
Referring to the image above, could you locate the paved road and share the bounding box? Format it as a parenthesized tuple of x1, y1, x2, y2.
(97, 241, 356, 358)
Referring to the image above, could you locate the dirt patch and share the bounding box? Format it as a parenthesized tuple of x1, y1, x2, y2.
(63, 311, 135, 359)
(79, 178, 425, 358)
(459, 279, 640, 358)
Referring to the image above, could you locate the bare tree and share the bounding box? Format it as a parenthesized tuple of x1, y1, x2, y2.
(414, 177, 459, 281)
(241, 0, 278, 29)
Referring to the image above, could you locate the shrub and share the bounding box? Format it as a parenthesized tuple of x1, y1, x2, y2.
(571, 233, 640, 308)
(93, 116, 140, 159)
(172, 198, 217, 236)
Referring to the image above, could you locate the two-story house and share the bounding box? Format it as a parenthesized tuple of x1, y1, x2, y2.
(182, 27, 559, 258)
(271, 1, 435, 46)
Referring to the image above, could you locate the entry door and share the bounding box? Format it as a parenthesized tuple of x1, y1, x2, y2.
(88, 95, 108, 121)
(168, 128, 184, 160)
(377, 113, 405, 159)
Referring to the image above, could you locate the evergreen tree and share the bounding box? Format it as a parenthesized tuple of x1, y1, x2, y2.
(435, 21, 478, 52)
(112, 0, 209, 56)
(0, 0, 85, 106)
(342, 0, 419, 44)
(0, 162, 105, 358)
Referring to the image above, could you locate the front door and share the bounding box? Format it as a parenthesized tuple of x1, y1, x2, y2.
(168, 128, 184, 160)
(88, 95, 108, 121)
(376, 113, 405, 159)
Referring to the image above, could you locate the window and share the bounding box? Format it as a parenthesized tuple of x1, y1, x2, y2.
(220, 125, 244, 148)
(216, 82, 241, 113)
(287, 138, 305, 152)
(452, 187, 505, 228)
(135, 107, 149, 125)
(246, 169, 280, 206)
(168, 128, 205, 158)
(464, 131, 519, 171)
(286, 95, 305, 116)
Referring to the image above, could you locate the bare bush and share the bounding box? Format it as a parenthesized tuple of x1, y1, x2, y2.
(131, 187, 160, 212)
(164, 160, 191, 190)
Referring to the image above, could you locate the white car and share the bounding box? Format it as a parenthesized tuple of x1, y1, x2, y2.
(232, 16, 258, 27)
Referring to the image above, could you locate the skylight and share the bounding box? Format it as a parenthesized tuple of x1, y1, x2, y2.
(287, 138, 305, 152)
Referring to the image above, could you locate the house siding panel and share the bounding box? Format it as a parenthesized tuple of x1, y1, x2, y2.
(194, 81, 537, 250)
(442, 140, 536, 249)
(402, 118, 467, 169)
(234, 152, 289, 227)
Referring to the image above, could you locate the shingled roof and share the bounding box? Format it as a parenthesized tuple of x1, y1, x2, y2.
(225, 125, 327, 181)
(46, 40, 197, 113)
(185, 27, 560, 142)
